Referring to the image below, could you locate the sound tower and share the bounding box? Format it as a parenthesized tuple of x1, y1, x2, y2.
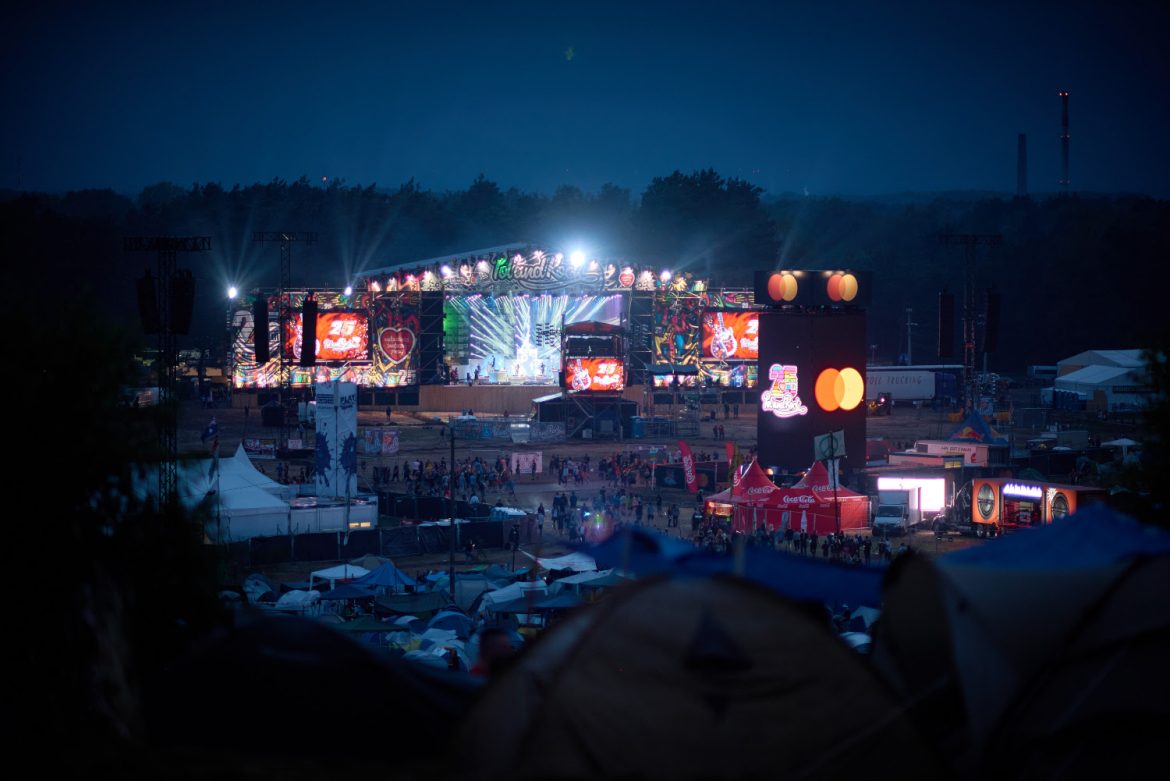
(628, 292, 654, 385)
(300, 296, 318, 366)
(252, 296, 270, 363)
(419, 292, 445, 384)
(137, 270, 160, 334)
(982, 288, 1001, 353)
(938, 290, 955, 360)
(171, 269, 196, 335)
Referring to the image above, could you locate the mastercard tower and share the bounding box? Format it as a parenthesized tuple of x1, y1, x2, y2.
(753, 270, 869, 475)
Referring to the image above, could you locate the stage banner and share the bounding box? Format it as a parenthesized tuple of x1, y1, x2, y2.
(315, 381, 358, 498)
(702, 310, 759, 361)
(511, 451, 542, 475)
(678, 440, 698, 493)
(244, 438, 277, 459)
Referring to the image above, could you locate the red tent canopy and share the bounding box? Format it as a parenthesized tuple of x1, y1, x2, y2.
(706, 460, 870, 535)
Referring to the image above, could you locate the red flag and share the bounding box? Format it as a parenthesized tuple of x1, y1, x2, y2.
(678, 440, 698, 493)
(724, 442, 735, 463)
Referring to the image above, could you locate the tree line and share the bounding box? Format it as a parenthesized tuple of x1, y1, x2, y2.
(1, 172, 1166, 371)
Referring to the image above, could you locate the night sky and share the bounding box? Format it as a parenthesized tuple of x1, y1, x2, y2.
(5, 1, 1168, 197)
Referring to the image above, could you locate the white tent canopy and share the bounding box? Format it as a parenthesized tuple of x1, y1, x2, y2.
(522, 551, 597, 572)
(309, 564, 370, 591)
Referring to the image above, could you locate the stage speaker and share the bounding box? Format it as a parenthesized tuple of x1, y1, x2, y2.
(252, 297, 270, 363)
(983, 288, 1001, 354)
(938, 290, 955, 360)
(136, 270, 160, 335)
(300, 297, 318, 366)
(172, 269, 196, 335)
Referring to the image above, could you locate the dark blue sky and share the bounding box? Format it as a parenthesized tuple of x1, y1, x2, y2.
(5, 1, 1168, 197)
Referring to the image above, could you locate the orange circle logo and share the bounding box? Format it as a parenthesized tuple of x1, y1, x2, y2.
(767, 272, 798, 302)
(814, 367, 864, 411)
(826, 272, 859, 302)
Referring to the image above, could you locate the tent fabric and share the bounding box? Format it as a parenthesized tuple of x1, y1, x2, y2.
(705, 460, 869, 535)
(870, 505, 1170, 774)
(374, 590, 453, 617)
(590, 528, 884, 608)
(352, 562, 417, 589)
(792, 461, 866, 498)
(309, 564, 370, 590)
(945, 411, 1008, 445)
(522, 551, 597, 572)
(457, 574, 937, 780)
(317, 583, 376, 601)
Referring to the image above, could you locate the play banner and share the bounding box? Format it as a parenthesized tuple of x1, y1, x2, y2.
(315, 381, 358, 497)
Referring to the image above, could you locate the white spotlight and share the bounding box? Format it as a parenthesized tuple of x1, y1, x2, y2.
(441, 265, 453, 277)
(344, 285, 353, 296)
(570, 250, 586, 268)
(227, 286, 238, 300)
(660, 270, 672, 282)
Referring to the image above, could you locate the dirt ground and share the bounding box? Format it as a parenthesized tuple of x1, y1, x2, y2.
(178, 397, 986, 584)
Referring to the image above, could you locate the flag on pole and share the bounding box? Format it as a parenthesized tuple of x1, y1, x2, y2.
(201, 417, 218, 445)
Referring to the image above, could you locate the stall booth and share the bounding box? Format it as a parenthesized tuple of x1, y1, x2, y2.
(961, 477, 1109, 536)
(704, 460, 869, 536)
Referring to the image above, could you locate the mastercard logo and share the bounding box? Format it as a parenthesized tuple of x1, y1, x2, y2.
(815, 367, 864, 411)
(766, 272, 799, 302)
(826, 272, 859, 302)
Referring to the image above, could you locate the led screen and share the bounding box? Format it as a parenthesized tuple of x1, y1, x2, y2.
(564, 358, 625, 393)
(701, 310, 759, 361)
(285, 311, 370, 362)
(756, 310, 867, 473)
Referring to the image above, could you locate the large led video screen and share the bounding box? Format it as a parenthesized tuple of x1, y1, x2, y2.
(285, 311, 370, 362)
(444, 293, 622, 380)
(756, 310, 867, 473)
(564, 358, 625, 393)
(701, 310, 759, 361)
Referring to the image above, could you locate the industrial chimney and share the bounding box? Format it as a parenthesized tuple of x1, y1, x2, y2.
(1059, 91, 1070, 193)
(1017, 133, 1027, 197)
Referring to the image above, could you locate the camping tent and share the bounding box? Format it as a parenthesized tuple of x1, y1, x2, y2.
(457, 575, 938, 779)
(870, 505, 1170, 776)
(308, 564, 370, 591)
(352, 562, 417, 591)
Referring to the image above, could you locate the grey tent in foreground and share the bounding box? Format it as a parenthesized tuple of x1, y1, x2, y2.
(458, 574, 938, 780)
(870, 505, 1170, 777)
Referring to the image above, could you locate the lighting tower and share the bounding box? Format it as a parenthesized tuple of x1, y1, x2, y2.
(1059, 91, 1070, 194)
(940, 233, 1002, 413)
(253, 231, 318, 397)
(124, 235, 212, 509)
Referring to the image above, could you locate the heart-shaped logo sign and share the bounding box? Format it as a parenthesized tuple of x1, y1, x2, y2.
(379, 327, 415, 364)
(619, 268, 635, 287)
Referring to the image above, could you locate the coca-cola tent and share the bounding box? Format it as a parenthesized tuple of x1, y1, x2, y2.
(705, 460, 869, 535)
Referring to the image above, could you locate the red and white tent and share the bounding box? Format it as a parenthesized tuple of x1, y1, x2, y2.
(705, 459, 870, 535)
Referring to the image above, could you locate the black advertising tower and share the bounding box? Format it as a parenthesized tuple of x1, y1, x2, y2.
(753, 269, 868, 475)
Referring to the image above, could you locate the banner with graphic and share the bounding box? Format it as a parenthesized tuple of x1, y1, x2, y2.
(511, 451, 542, 475)
(285, 311, 370, 362)
(702, 310, 759, 361)
(678, 440, 698, 493)
(360, 428, 400, 455)
(315, 381, 358, 498)
(564, 358, 625, 393)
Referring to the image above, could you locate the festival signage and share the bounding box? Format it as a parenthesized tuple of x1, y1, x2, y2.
(286, 311, 370, 362)
(243, 438, 277, 459)
(761, 364, 809, 419)
(701, 310, 759, 361)
(564, 358, 625, 393)
(756, 310, 867, 473)
(315, 381, 358, 498)
(377, 325, 416, 365)
(432, 252, 638, 293)
(678, 440, 698, 493)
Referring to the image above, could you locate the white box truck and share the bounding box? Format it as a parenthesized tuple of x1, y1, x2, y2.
(871, 487, 924, 536)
